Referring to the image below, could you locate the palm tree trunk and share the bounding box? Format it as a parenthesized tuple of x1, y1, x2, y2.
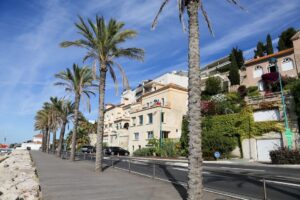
(46, 130, 51, 153)
(70, 94, 80, 161)
(187, 1, 203, 200)
(52, 130, 56, 153)
(42, 129, 47, 152)
(57, 121, 67, 157)
(95, 66, 107, 172)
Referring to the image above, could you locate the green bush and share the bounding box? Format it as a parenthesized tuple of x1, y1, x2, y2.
(202, 131, 236, 160)
(159, 139, 180, 158)
(204, 77, 222, 95)
(270, 148, 300, 164)
(133, 148, 155, 157)
(247, 86, 258, 93)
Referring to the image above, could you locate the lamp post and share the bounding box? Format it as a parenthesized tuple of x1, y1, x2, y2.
(269, 57, 293, 149)
(159, 106, 163, 148)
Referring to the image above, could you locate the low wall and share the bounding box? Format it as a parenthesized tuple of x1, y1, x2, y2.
(0, 150, 41, 200)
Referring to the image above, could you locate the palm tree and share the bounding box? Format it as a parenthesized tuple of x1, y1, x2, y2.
(55, 64, 95, 161)
(47, 97, 75, 157)
(60, 16, 144, 172)
(152, 1, 243, 199)
(55, 100, 75, 157)
(34, 108, 50, 152)
(35, 100, 59, 153)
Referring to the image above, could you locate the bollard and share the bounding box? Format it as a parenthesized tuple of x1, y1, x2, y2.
(263, 178, 267, 200)
(152, 161, 156, 179)
(111, 158, 114, 168)
(128, 158, 131, 173)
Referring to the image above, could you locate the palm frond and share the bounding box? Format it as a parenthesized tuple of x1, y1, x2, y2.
(108, 65, 118, 95)
(178, 0, 187, 32)
(113, 61, 130, 91)
(200, 0, 214, 36)
(114, 48, 144, 61)
(226, 0, 246, 10)
(152, 0, 170, 30)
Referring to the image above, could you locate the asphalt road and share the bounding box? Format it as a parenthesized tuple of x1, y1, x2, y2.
(68, 153, 300, 200)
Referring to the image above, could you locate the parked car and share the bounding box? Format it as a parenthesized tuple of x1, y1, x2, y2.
(81, 145, 95, 153)
(103, 147, 129, 156)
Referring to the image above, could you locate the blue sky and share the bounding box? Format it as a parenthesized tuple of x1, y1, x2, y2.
(0, 0, 300, 143)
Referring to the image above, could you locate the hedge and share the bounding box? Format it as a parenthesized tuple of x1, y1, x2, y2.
(270, 148, 300, 164)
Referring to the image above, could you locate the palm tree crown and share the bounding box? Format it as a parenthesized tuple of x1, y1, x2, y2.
(55, 64, 95, 161)
(60, 16, 144, 92)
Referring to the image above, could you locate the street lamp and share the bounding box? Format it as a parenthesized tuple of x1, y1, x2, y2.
(269, 57, 293, 149)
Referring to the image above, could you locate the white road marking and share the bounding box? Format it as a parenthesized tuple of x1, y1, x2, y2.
(220, 167, 265, 172)
(264, 180, 300, 188)
(172, 167, 188, 171)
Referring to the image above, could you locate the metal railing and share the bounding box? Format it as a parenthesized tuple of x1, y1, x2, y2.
(45, 150, 300, 200)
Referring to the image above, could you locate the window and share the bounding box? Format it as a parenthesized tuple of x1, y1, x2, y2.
(132, 145, 135, 151)
(268, 64, 277, 73)
(253, 66, 263, 78)
(132, 117, 136, 126)
(138, 145, 141, 150)
(161, 112, 165, 123)
(134, 132, 139, 140)
(161, 98, 165, 106)
(124, 123, 129, 129)
(147, 131, 154, 139)
(116, 124, 119, 130)
(147, 113, 153, 124)
(282, 58, 294, 71)
(138, 115, 143, 125)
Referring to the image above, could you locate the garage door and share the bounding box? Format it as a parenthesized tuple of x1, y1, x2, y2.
(256, 139, 282, 162)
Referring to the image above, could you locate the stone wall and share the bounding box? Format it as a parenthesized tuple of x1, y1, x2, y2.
(0, 150, 41, 200)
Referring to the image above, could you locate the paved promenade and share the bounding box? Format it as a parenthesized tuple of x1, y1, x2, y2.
(31, 151, 236, 200)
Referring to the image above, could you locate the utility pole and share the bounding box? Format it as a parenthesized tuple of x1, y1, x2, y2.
(269, 57, 293, 149)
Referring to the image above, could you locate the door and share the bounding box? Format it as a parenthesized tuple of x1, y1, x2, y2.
(256, 139, 282, 162)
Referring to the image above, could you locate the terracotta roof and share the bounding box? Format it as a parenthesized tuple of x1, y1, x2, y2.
(34, 133, 43, 138)
(245, 48, 294, 66)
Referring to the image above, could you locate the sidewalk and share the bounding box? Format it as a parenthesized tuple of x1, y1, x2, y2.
(31, 151, 237, 200)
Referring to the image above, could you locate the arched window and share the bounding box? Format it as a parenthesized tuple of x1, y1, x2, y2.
(281, 58, 294, 71)
(268, 63, 277, 73)
(253, 65, 263, 78)
(123, 123, 129, 130)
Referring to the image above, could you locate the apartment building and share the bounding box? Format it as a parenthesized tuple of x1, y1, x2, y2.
(128, 83, 188, 153)
(200, 56, 231, 91)
(103, 71, 188, 153)
(241, 31, 300, 90)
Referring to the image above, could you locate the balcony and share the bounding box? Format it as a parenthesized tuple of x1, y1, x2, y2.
(130, 101, 171, 113)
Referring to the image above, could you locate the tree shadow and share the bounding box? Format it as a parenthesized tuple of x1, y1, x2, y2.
(157, 164, 188, 200)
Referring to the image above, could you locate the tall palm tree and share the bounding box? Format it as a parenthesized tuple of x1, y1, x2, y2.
(55, 64, 95, 161)
(60, 16, 144, 172)
(35, 100, 59, 153)
(47, 97, 61, 153)
(34, 108, 49, 152)
(152, 1, 243, 199)
(54, 100, 75, 157)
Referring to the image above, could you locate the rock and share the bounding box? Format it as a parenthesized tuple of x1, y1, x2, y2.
(0, 150, 40, 200)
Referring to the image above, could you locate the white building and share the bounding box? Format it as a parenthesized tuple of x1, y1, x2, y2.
(103, 71, 188, 153)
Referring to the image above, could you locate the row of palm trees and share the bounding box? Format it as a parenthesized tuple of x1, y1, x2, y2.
(34, 97, 74, 157)
(34, 1, 243, 199)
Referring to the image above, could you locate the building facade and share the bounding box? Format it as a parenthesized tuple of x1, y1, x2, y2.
(103, 71, 188, 154)
(241, 31, 300, 90)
